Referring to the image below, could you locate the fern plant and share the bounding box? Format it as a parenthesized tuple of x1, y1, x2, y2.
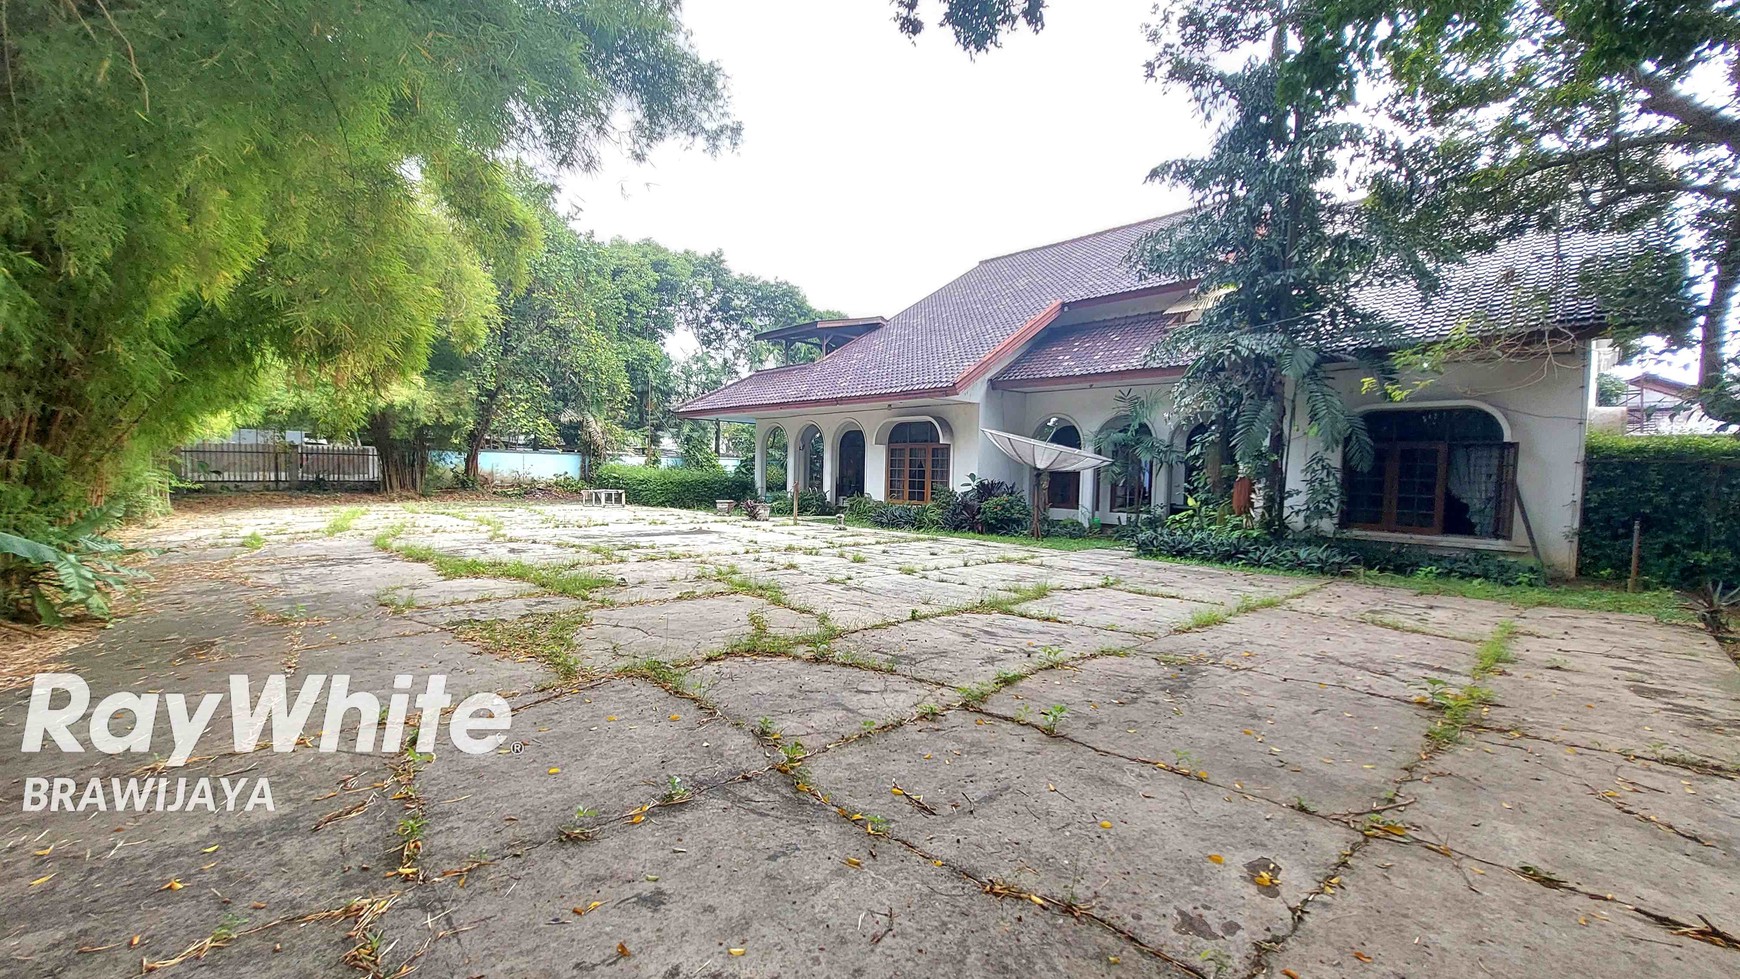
(0, 509, 147, 625)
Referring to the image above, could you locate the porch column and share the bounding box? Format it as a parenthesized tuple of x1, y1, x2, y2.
(1080, 468, 1098, 527)
(754, 430, 767, 495)
(786, 430, 800, 493)
(820, 431, 838, 503)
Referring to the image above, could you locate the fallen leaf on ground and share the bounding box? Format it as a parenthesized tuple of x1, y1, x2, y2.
(1207, 854, 1224, 864)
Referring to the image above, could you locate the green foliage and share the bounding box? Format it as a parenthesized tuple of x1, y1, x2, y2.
(842, 495, 879, 522)
(1579, 433, 1740, 588)
(1596, 373, 1629, 408)
(1133, 514, 1542, 585)
(677, 425, 722, 471)
(976, 494, 1032, 536)
(0, 0, 738, 529)
(591, 463, 751, 510)
(1291, 0, 1734, 421)
(869, 503, 922, 529)
(0, 507, 146, 624)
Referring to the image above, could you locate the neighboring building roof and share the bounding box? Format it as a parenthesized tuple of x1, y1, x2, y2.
(681, 216, 1651, 414)
(756, 317, 887, 345)
(1630, 372, 1698, 400)
(678, 214, 1186, 415)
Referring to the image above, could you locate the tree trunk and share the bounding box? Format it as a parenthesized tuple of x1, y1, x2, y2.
(1700, 219, 1740, 424)
(1260, 375, 1289, 533)
(369, 411, 424, 496)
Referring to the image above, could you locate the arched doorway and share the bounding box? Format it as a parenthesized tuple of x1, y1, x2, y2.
(1034, 418, 1081, 510)
(796, 424, 824, 493)
(762, 425, 788, 493)
(835, 427, 866, 499)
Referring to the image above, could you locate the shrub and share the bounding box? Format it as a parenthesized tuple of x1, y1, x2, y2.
(842, 495, 878, 522)
(1132, 514, 1541, 585)
(1579, 432, 1740, 588)
(977, 494, 1031, 536)
(918, 488, 958, 530)
(869, 502, 922, 529)
(1043, 519, 1093, 539)
(0, 506, 148, 624)
(591, 463, 753, 510)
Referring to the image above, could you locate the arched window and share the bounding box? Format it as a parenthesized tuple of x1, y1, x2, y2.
(886, 421, 949, 503)
(836, 428, 866, 498)
(1105, 420, 1156, 512)
(1343, 408, 1516, 538)
(1037, 421, 1081, 509)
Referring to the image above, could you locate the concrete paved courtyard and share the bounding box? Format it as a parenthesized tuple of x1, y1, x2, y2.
(2, 498, 1737, 977)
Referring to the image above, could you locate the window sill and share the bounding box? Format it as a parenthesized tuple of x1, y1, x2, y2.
(1334, 529, 1528, 553)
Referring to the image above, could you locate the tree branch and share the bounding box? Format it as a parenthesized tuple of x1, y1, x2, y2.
(1632, 69, 1740, 150)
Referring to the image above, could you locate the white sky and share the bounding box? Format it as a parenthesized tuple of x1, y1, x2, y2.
(556, 0, 1198, 320)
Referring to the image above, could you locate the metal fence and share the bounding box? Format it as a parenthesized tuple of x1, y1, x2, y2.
(174, 441, 380, 489)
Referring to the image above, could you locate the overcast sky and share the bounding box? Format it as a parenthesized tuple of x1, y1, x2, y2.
(556, 0, 1198, 320)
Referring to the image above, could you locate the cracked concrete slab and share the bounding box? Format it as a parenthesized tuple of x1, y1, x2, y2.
(1404, 732, 1740, 927)
(1263, 841, 1736, 979)
(805, 712, 1361, 971)
(1014, 588, 1220, 634)
(690, 656, 953, 744)
(1286, 580, 1524, 641)
(1142, 608, 1476, 700)
(414, 680, 770, 871)
(832, 612, 1139, 685)
(384, 777, 1162, 979)
(985, 654, 1429, 814)
(574, 594, 818, 664)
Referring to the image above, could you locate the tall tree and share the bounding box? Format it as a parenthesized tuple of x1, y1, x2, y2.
(0, 0, 736, 528)
(1137, 9, 1380, 527)
(1291, 0, 1729, 421)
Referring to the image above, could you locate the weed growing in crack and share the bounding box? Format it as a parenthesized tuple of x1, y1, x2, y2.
(454, 610, 588, 682)
(1039, 703, 1068, 734)
(560, 806, 602, 842)
(323, 507, 366, 537)
(240, 532, 265, 551)
(755, 716, 781, 739)
(1418, 620, 1516, 746)
(662, 775, 691, 803)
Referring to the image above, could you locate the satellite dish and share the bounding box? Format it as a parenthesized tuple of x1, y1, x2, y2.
(982, 429, 1112, 538)
(983, 429, 1111, 473)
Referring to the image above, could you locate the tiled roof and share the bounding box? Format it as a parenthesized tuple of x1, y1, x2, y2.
(677, 214, 1185, 415)
(995, 312, 1185, 382)
(681, 218, 1648, 413)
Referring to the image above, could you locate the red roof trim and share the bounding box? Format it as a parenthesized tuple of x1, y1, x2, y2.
(991, 365, 1186, 391)
(675, 384, 959, 418)
(952, 300, 1064, 392)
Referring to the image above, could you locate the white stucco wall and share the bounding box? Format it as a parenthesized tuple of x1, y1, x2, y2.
(1282, 347, 1593, 574)
(740, 345, 1593, 575)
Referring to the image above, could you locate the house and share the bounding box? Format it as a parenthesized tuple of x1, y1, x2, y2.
(1620, 373, 1722, 435)
(678, 214, 1649, 575)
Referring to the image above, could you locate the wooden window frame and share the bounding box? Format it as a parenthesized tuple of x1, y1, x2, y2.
(886, 441, 949, 503)
(1343, 440, 1518, 538)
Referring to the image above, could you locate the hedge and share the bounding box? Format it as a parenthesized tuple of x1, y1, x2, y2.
(590, 463, 753, 510)
(1579, 432, 1740, 588)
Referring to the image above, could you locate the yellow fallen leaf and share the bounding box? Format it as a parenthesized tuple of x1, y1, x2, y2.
(1253, 871, 1275, 887)
(728, 948, 746, 956)
(28, 874, 54, 887)
(1027, 894, 1046, 906)
(933, 860, 943, 867)
(630, 814, 645, 824)
(160, 878, 184, 891)
(1352, 950, 1373, 962)
(607, 715, 618, 722)
(201, 845, 220, 854)
(1207, 854, 1224, 865)
(890, 787, 903, 795)
(669, 714, 681, 721)
(547, 767, 561, 775)
(617, 942, 632, 958)
(1098, 820, 1113, 829)
(843, 857, 862, 868)
(573, 901, 604, 916)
